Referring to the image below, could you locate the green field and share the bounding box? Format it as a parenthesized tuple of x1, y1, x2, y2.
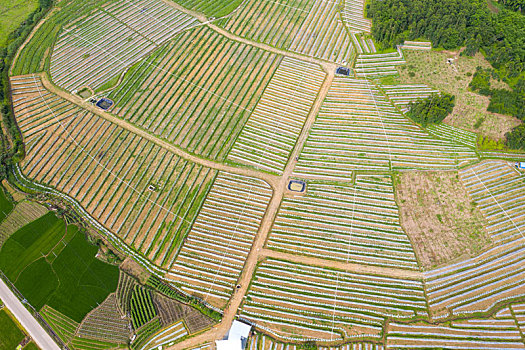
(0, 0, 38, 46)
(0, 187, 14, 222)
(0, 308, 26, 349)
(0, 213, 119, 322)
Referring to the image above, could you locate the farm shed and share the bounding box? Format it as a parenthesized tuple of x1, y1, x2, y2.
(215, 320, 252, 350)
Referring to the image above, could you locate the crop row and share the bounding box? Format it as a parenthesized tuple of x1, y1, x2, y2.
(292, 76, 478, 179)
(354, 50, 406, 77)
(399, 41, 432, 50)
(423, 233, 525, 318)
(166, 172, 273, 309)
(40, 305, 79, 344)
(351, 33, 376, 54)
(11, 75, 216, 269)
(217, 0, 313, 50)
(241, 258, 427, 341)
(459, 161, 525, 244)
(116, 271, 138, 315)
(227, 57, 326, 174)
(108, 25, 281, 161)
(77, 293, 130, 343)
(11, 0, 105, 76)
(387, 321, 524, 349)
(140, 320, 188, 350)
(426, 123, 478, 149)
(288, 0, 355, 64)
(130, 286, 157, 329)
(267, 175, 419, 269)
(0, 200, 47, 246)
(379, 84, 439, 113)
(342, 0, 371, 32)
(49, 0, 198, 91)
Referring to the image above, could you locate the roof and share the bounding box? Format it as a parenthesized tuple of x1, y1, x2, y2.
(216, 339, 243, 350)
(228, 320, 252, 340)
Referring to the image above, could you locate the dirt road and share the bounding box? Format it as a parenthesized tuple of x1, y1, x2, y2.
(0, 278, 60, 350)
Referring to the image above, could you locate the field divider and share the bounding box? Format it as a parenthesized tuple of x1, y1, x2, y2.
(36, 72, 279, 189)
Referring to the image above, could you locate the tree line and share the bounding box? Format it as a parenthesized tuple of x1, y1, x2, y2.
(367, 0, 525, 149)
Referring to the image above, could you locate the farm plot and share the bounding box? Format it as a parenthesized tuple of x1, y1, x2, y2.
(341, 0, 371, 33)
(11, 0, 105, 76)
(241, 258, 427, 341)
(174, 0, 242, 17)
(0, 200, 47, 246)
(426, 123, 478, 149)
(424, 237, 525, 318)
(11, 75, 217, 269)
(217, 0, 313, 50)
(108, 26, 281, 161)
(399, 41, 432, 50)
(350, 33, 376, 54)
(40, 305, 79, 344)
(510, 303, 525, 335)
(247, 334, 385, 350)
(116, 271, 138, 315)
(459, 160, 525, 244)
(395, 171, 491, 269)
(167, 172, 273, 309)
(379, 84, 439, 113)
(139, 320, 188, 350)
(355, 51, 406, 77)
(386, 320, 525, 349)
(293, 76, 478, 179)
(227, 57, 325, 174)
(288, 0, 355, 64)
(267, 175, 419, 270)
(77, 293, 130, 343)
(153, 294, 214, 333)
(49, 0, 198, 92)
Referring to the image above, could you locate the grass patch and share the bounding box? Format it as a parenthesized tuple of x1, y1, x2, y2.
(0, 0, 38, 46)
(0, 187, 14, 222)
(0, 308, 26, 349)
(0, 213, 119, 322)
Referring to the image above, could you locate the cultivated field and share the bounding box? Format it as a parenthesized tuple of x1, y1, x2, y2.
(293, 76, 478, 179)
(7, 0, 525, 348)
(11, 75, 217, 268)
(396, 171, 492, 269)
(49, 0, 198, 92)
(268, 175, 419, 269)
(227, 57, 325, 174)
(108, 26, 281, 161)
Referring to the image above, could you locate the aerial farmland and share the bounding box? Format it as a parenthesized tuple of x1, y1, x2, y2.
(0, 0, 524, 349)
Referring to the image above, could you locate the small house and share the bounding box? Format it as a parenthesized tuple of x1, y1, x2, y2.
(215, 320, 252, 350)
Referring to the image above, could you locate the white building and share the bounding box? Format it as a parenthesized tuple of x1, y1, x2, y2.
(215, 320, 252, 350)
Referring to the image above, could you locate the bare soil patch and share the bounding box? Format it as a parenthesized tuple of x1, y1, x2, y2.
(395, 171, 492, 269)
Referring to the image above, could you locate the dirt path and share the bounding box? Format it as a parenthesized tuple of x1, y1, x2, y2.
(159, 0, 337, 73)
(38, 73, 280, 190)
(173, 65, 336, 350)
(261, 249, 424, 279)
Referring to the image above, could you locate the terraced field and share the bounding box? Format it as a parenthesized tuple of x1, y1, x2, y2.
(267, 175, 419, 269)
(11, 75, 217, 268)
(107, 26, 281, 160)
(7, 0, 525, 348)
(293, 76, 478, 179)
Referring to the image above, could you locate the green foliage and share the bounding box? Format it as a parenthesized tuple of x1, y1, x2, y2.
(146, 275, 222, 321)
(0, 186, 13, 222)
(175, 0, 243, 17)
(505, 124, 525, 149)
(130, 318, 162, 350)
(469, 67, 492, 95)
(23, 342, 39, 350)
(499, 0, 525, 12)
(0, 215, 119, 322)
(0, 308, 26, 349)
(15, 257, 58, 308)
(478, 135, 507, 150)
(0, 213, 65, 279)
(406, 93, 456, 126)
(0, 0, 38, 47)
(130, 285, 157, 329)
(47, 232, 119, 322)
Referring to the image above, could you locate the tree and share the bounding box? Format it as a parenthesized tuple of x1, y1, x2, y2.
(406, 93, 456, 126)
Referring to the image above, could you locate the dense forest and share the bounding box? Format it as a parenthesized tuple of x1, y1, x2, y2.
(368, 0, 525, 149)
(406, 93, 455, 126)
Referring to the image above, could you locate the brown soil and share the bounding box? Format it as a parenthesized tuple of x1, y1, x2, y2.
(395, 171, 492, 270)
(120, 257, 150, 284)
